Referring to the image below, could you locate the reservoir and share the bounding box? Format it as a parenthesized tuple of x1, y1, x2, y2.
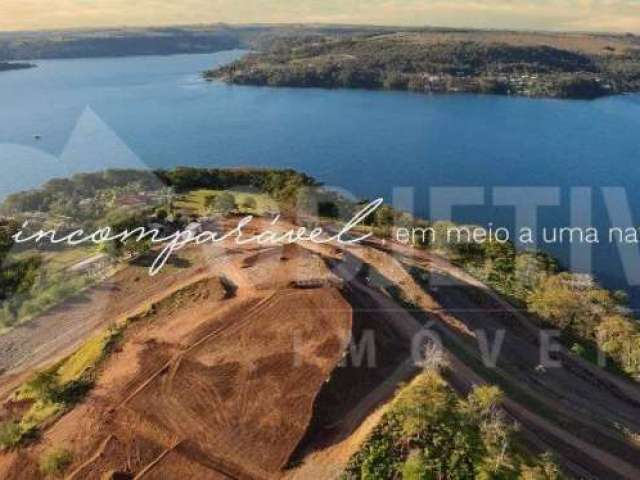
(0, 50, 639, 306)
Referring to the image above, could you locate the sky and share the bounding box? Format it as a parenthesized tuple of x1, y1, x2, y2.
(0, 0, 638, 33)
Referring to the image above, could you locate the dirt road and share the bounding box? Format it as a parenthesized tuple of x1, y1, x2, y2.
(0, 246, 241, 399)
(3, 231, 640, 479)
(356, 239, 640, 478)
(365, 268, 640, 478)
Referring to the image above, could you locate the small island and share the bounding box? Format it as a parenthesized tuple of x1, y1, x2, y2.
(0, 61, 35, 73)
(206, 29, 640, 99)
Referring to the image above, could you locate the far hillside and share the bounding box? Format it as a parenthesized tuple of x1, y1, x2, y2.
(0, 24, 395, 61)
(208, 29, 640, 99)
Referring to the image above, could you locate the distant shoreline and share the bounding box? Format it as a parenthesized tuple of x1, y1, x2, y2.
(0, 61, 35, 73)
(205, 29, 640, 100)
(1, 24, 637, 65)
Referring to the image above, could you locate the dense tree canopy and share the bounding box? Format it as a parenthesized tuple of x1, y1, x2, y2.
(344, 370, 563, 479)
(208, 33, 640, 99)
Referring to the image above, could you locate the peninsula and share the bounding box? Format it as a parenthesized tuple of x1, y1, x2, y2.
(207, 29, 640, 99)
(0, 61, 34, 73)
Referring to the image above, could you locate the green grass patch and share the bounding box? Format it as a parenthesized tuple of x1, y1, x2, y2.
(0, 266, 100, 333)
(57, 329, 121, 385)
(2, 327, 123, 449)
(20, 400, 63, 431)
(174, 189, 278, 216)
(39, 448, 73, 476)
(0, 420, 31, 450)
(8, 245, 98, 273)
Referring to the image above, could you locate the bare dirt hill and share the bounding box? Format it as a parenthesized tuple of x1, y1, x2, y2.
(2, 232, 640, 479)
(0, 249, 217, 399)
(0, 244, 359, 479)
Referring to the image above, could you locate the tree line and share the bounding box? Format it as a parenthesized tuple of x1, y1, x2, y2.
(364, 206, 640, 382)
(208, 34, 640, 99)
(344, 367, 564, 479)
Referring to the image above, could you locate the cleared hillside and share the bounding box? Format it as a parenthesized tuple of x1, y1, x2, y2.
(1, 228, 640, 478)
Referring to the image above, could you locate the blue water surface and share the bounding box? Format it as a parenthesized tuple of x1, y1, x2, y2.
(1, 50, 640, 305)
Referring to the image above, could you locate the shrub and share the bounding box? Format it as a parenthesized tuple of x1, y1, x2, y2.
(401, 450, 428, 480)
(241, 197, 257, 211)
(20, 400, 63, 431)
(155, 208, 168, 221)
(360, 441, 396, 480)
(520, 453, 563, 480)
(570, 343, 586, 358)
(8, 327, 120, 441)
(211, 192, 236, 214)
(26, 371, 59, 403)
(0, 420, 24, 449)
(39, 448, 73, 476)
(464, 385, 503, 416)
(0, 302, 17, 328)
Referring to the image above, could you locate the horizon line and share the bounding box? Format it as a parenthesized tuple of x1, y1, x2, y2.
(0, 21, 636, 38)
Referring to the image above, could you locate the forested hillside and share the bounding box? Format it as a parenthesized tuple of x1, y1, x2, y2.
(0, 25, 392, 61)
(208, 30, 640, 99)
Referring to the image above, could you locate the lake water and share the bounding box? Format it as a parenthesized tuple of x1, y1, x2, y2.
(1, 50, 640, 306)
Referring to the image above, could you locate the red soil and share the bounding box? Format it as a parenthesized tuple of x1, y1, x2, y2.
(0, 244, 354, 479)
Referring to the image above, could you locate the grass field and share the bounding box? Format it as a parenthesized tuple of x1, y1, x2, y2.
(10, 245, 101, 279)
(0, 326, 122, 448)
(174, 189, 279, 216)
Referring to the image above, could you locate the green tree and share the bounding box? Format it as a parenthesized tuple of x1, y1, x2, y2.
(393, 372, 485, 479)
(483, 240, 516, 278)
(122, 237, 152, 258)
(597, 315, 640, 378)
(343, 372, 530, 480)
(513, 252, 557, 293)
(528, 273, 618, 340)
(360, 440, 396, 480)
(0, 220, 18, 263)
(374, 205, 395, 228)
(101, 211, 153, 259)
(527, 275, 591, 336)
(319, 201, 340, 219)
(155, 208, 168, 222)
